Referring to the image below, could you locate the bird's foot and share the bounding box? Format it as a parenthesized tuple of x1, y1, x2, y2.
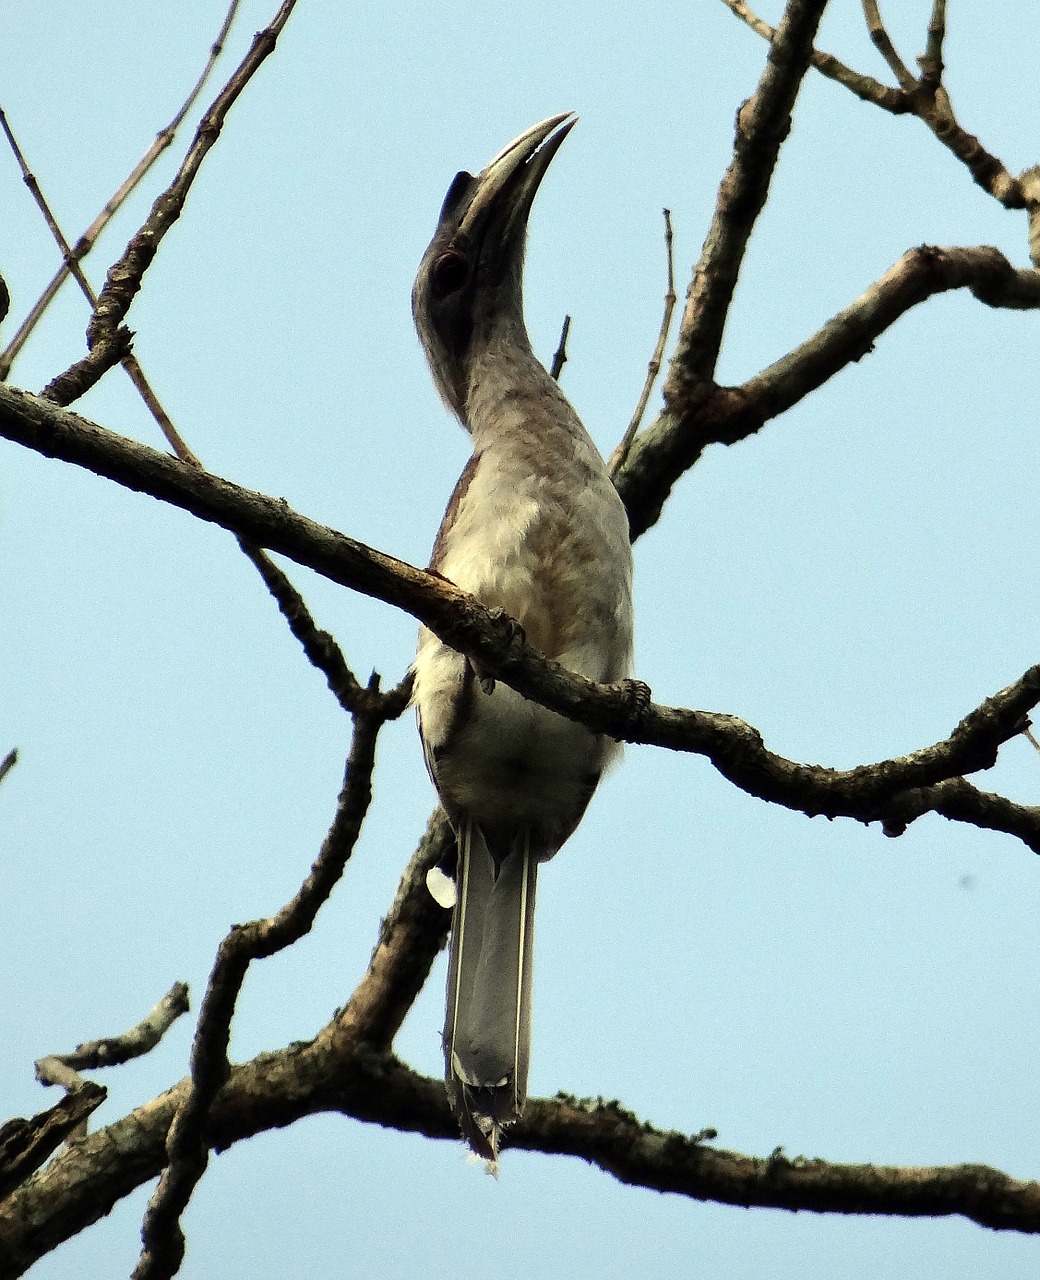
(608, 677, 652, 740)
(472, 608, 526, 694)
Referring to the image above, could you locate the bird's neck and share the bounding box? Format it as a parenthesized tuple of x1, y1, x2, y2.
(462, 338, 591, 460)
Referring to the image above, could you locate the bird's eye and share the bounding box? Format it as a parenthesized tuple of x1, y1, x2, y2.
(431, 251, 469, 299)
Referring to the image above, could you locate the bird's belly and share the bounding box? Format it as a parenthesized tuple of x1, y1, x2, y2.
(431, 679, 614, 851)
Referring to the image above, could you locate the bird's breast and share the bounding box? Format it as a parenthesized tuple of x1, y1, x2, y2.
(435, 443, 632, 677)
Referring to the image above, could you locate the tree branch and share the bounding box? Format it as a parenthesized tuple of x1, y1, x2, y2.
(664, 0, 828, 399)
(4, 1036, 1040, 1276)
(609, 208, 676, 476)
(131, 697, 385, 1280)
(722, 0, 1028, 211)
(0, 1085, 106, 1203)
(0, 381, 1036, 851)
(615, 244, 1040, 538)
(0, 0, 242, 381)
(35, 984, 190, 1088)
(40, 0, 298, 406)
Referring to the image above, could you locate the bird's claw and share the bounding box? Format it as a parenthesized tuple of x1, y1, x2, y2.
(473, 608, 526, 695)
(610, 677, 652, 739)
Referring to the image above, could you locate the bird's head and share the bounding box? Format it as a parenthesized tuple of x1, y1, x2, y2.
(412, 112, 576, 422)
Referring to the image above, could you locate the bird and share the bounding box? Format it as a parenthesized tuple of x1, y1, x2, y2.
(411, 113, 634, 1161)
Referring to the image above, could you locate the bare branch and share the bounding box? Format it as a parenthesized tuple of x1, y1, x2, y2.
(0, 748, 16, 787)
(235, 539, 411, 717)
(43, 0, 298, 405)
(0, 101, 394, 717)
(0, 382, 1037, 853)
(918, 0, 947, 89)
(664, 0, 828, 400)
(721, 0, 905, 110)
(0, 1085, 106, 1202)
(0, 1, 242, 381)
(320, 809, 453, 1053)
(723, 0, 1026, 209)
(549, 315, 571, 381)
(861, 0, 917, 91)
(5, 1039, 1040, 1274)
(609, 208, 676, 475)
(34, 985, 190, 1090)
(738, 243, 1040, 420)
(616, 243, 1040, 537)
(0, 105, 208, 463)
(131, 700, 384, 1280)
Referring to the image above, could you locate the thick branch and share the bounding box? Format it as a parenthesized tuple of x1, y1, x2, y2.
(664, 0, 828, 398)
(3, 1038, 1039, 1276)
(0, 382, 1037, 851)
(616, 244, 1040, 537)
(0, 1086, 106, 1203)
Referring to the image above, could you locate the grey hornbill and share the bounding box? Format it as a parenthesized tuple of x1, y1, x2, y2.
(412, 114, 634, 1160)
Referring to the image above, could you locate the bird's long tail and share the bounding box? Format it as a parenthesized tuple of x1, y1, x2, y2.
(444, 816, 538, 1161)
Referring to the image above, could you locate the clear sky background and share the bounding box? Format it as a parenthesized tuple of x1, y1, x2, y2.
(2, 2, 1039, 1276)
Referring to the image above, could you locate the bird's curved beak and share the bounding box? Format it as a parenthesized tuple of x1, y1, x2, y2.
(454, 112, 576, 261)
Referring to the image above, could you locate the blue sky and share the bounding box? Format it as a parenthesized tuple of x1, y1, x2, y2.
(2, 2, 1039, 1276)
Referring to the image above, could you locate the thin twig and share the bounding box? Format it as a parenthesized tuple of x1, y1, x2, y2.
(236, 538, 412, 716)
(35, 984, 190, 1091)
(131, 699, 384, 1280)
(0, 748, 16, 786)
(0, 103, 202, 459)
(549, 315, 571, 381)
(721, 0, 905, 109)
(917, 0, 946, 88)
(609, 209, 676, 475)
(0, 0, 242, 380)
(42, 0, 299, 406)
(721, 0, 1024, 208)
(0, 107, 99, 307)
(861, 0, 918, 91)
(0, 28, 393, 717)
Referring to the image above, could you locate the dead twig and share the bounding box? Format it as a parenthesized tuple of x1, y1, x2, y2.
(0, 106, 200, 462)
(549, 315, 571, 381)
(42, 0, 298, 406)
(35, 984, 191, 1091)
(131, 696, 384, 1280)
(609, 208, 676, 475)
(861, 0, 917, 90)
(0, 748, 16, 786)
(0, 26, 397, 718)
(0, 0, 242, 381)
(917, 0, 946, 89)
(721, 0, 1028, 210)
